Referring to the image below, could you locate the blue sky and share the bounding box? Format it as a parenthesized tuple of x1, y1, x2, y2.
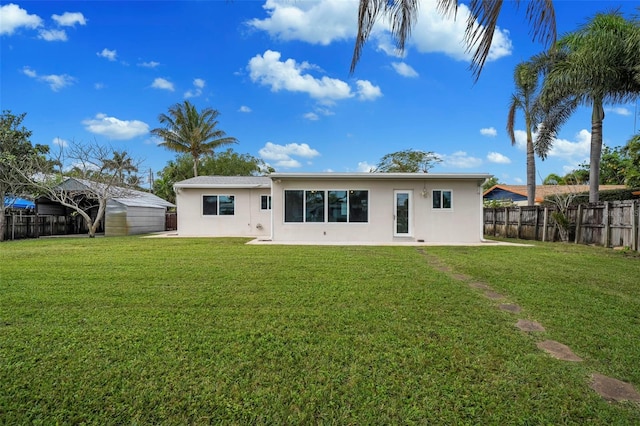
(2, 1, 639, 188)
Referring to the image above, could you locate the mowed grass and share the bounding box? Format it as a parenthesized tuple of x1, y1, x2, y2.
(1, 237, 639, 424)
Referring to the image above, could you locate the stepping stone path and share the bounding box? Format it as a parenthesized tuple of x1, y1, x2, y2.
(516, 319, 545, 332)
(415, 247, 640, 404)
(590, 373, 640, 403)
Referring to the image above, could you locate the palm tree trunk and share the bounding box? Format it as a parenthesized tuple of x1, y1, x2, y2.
(192, 156, 198, 178)
(526, 127, 536, 206)
(589, 101, 605, 203)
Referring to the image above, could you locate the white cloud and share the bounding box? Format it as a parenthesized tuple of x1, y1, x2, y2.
(513, 177, 524, 184)
(22, 66, 74, 91)
(547, 129, 591, 161)
(247, 0, 357, 45)
(38, 29, 67, 41)
(480, 127, 497, 137)
(184, 78, 205, 98)
(355, 80, 382, 101)
(97, 48, 117, 61)
(94, 82, 105, 90)
(248, 50, 380, 104)
(0, 4, 42, 35)
(82, 113, 150, 140)
(487, 152, 511, 164)
(52, 137, 68, 147)
(439, 151, 483, 169)
(238, 105, 252, 113)
(51, 12, 86, 27)
(138, 61, 160, 68)
(605, 107, 631, 116)
(304, 112, 319, 121)
(258, 141, 320, 168)
(248, 50, 353, 102)
(247, 0, 512, 64)
(513, 127, 591, 163)
(408, 2, 512, 62)
(391, 62, 419, 78)
(151, 77, 174, 91)
(356, 161, 375, 172)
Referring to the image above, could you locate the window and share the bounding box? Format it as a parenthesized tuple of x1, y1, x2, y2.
(432, 190, 452, 209)
(261, 195, 271, 210)
(203, 195, 235, 215)
(285, 189, 368, 223)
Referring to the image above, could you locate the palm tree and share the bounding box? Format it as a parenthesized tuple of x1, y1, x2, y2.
(351, 0, 557, 79)
(151, 101, 237, 177)
(507, 61, 542, 206)
(535, 12, 640, 203)
(104, 150, 137, 184)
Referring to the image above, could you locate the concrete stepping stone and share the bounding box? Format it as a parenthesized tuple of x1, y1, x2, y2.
(499, 304, 522, 313)
(590, 373, 640, 403)
(484, 290, 505, 300)
(469, 282, 492, 290)
(537, 340, 582, 362)
(516, 319, 545, 332)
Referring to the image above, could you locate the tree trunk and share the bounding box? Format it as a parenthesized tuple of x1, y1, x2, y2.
(0, 196, 5, 242)
(193, 156, 199, 177)
(589, 101, 605, 203)
(526, 126, 536, 206)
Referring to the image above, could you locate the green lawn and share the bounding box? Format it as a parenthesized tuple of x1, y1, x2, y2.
(1, 237, 639, 424)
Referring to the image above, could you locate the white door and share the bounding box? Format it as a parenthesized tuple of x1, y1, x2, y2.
(394, 190, 412, 236)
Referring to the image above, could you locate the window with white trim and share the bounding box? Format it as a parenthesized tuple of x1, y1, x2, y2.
(284, 190, 368, 223)
(203, 195, 235, 215)
(261, 195, 271, 210)
(432, 190, 452, 209)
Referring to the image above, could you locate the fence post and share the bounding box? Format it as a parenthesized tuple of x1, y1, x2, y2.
(542, 207, 549, 242)
(633, 200, 638, 252)
(492, 208, 497, 237)
(603, 201, 610, 248)
(574, 204, 583, 245)
(517, 207, 522, 239)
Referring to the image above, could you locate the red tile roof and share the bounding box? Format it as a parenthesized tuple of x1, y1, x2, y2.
(483, 184, 627, 203)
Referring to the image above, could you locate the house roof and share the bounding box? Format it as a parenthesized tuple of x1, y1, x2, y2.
(483, 184, 627, 203)
(56, 177, 174, 208)
(269, 172, 492, 180)
(174, 175, 272, 189)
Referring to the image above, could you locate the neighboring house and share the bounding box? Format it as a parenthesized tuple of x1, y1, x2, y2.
(174, 173, 491, 244)
(483, 184, 627, 206)
(174, 176, 272, 237)
(36, 177, 175, 236)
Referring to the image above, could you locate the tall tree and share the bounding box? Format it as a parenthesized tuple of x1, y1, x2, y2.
(351, 0, 556, 79)
(373, 149, 441, 173)
(507, 61, 543, 206)
(104, 150, 138, 184)
(536, 12, 640, 203)
(153, 150, 270, 204)
(151, 101, 237, 178)
(0, 111, 49, 242)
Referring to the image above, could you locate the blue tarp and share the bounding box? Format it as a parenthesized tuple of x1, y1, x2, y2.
(3, 196, 35, 210)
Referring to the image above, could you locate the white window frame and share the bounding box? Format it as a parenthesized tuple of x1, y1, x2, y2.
(432, 189, 453, 210)
(202, 194, 235, 216)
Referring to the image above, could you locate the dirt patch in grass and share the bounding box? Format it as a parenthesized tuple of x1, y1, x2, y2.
(499, 304, 522, 314)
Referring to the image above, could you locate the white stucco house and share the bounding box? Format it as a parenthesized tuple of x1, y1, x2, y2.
(174, 173, 491, 244)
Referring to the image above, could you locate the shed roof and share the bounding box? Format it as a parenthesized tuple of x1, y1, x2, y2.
(174, 175, 271, 189)
(56, 178, 174, 208)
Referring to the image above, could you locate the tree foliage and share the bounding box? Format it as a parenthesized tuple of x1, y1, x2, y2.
(0, 111, 50, 241)
(151, 101, 237, 178)
(351, 0, 556, 80)
(373, 149, 441, 173)
(535, 11, 640, 203)
(153, 149, 270, 204)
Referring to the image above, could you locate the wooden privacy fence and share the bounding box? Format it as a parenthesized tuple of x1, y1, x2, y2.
(2, 214, 73, 241)
(484, 200, 640, 251)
